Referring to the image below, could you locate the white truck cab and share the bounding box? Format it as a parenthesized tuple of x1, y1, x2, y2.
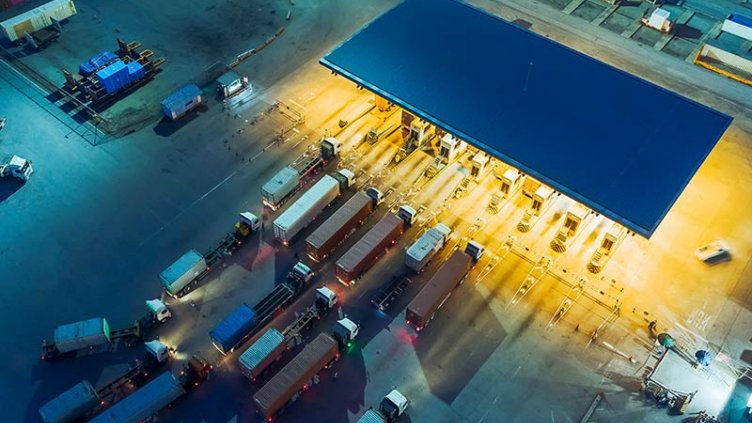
(315, 286, 338, 311)
(333, 168, 356, 190)
(145, 298, 171, 323)
(290, 261, 314, 283)
(465, 241, 485, 262)
(235, 212, 261, 238)
(0, 155, 33, 181)
(381, 390, 409, 419)
(366, 187, 385, 206)
(333, 317, 359, 349)
(398, 205, 417, 226)
(321, 137, 342, 160)
(144, 339, 171, 363)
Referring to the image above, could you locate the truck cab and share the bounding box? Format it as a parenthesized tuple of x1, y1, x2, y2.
(0, 155, 33, 181)
(380, 390, 409, 421)
(332, 317, 359, 350)
(465, 241, 485, 262)
(366, 187, 385, 206)
(235, 212, 261, 238)
(321, 137, 342, 160)
(144, 339, 171, 364)
(398, 205, 417, 227)
(315, 286, 338, 311)
(288, 262, 314, 287)
(182, 354, 211, 388)
(333, 168, 356, 190)
(145, 298, 171, 323)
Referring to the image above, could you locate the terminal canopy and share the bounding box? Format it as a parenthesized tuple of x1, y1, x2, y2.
(320, 0, 732, 237)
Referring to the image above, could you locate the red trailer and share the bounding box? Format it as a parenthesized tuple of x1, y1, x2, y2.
(306, 191, 375, 262)
(335, 212, 404, 286)
(253, 333, 338, 419)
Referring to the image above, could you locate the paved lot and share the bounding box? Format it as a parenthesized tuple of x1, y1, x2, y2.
(2, 0, 752, 422)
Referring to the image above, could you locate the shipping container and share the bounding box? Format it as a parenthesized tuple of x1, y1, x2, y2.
(53, 318, 110, 353)
(161, 84, 202, 120)
(335, 213, 404, 285)
(406, 249, 473, 331)
(253, 333, 338, 419)
(126, 61, 144, 83)
(39, 381, 98, 423)
(273, 175, 340, 245)
(306, 191, 374, 262)
(89, 372, 185, 423)
(357, 409, 387, 423)
(238, 328, 286, 381)
(262, 166, 300, 210)
(95, 61, 126, 95)
(160, 249, 208, 295)
(405, 223, 451, 273)
(78, 51, 117, 76)
(0, 0, 76, 42)
(210, 304, 257, 354)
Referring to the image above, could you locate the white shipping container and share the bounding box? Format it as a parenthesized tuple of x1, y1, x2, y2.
(160, 249, 208, 295)
(0, 0, 77, 42)
(406, 223, 450, 272)
(722, 16, 752, 42)
(53, 318, 110, 353)
(262, 166, 300, 209)
(274, 175, 340, 245)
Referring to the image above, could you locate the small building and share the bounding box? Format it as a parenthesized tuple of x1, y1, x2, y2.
(216, 70, 250, 99)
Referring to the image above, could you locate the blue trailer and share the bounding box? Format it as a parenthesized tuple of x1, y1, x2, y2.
(89, 372, 185, 423)
(39, 381, 98, 423)
(210, 304, 257, 354)
(161, 84, 202, 120)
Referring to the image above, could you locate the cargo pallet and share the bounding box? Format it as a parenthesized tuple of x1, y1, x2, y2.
(62, 38, 165, 103)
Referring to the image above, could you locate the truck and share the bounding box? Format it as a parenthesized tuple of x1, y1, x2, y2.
(273, 169, 354, 246)
(262, 137, 343, 210)
(253, 319, 359, 420)
(305, 187, 384, 262)
(210, 262, 314, 354)
(160, 212, 260, 297)
(41, 299, 170, 360)
(0, 0, 76, 44)
(405, 223, 451, 273)
(335, 205, 417, 286)
(39, 340, 177, 423)
(160, 83, 202, 120)
(238, 286, 339, 381)
(406, 241, 485, 332)
(88, 355, 210, 423)
(0, 155, 33, 181)
(370, 275, 411, 312)
(357, 390, 409, 423)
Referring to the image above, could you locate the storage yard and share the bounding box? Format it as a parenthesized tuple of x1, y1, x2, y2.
(2, 0, 752, 422)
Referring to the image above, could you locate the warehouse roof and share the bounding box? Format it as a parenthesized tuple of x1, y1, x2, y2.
(320, 0, 732, 237)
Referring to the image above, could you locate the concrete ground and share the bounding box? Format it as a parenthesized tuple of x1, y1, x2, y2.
(2, 0, 752, 423)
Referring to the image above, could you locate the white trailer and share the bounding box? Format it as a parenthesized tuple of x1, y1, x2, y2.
(405, 223, 451, 273)
(160, 249, 208, 296)
(273, 174, 340, 245)
(262, 166, 300, 210)
(0, 0, 77, 42)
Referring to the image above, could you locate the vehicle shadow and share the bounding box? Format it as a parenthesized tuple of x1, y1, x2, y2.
(153, 104, 210, 137)
(0, 179, 24, 202)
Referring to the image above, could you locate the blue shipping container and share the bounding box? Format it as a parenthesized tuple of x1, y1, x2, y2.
(39, 381, 98, 423)
(79, 51, 117, 76)
(210, 304, 257, 354)
(126, 61, 145, 83)
(95, 61, 127, 95)
(160, 84, 202, 120)
(89, 372, 184, 423)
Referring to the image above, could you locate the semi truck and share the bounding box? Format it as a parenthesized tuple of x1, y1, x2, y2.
(88, 355, 210, 423)
(405, 223, 451, 273)
(357, 390, 409, 423)
(41, 299, 170, 360)
(253, 319, 359, 420)
(210, 262, 314, 354)
(335, 205, 417, 286)
(238, 286, 339, 381)
(0, 155, 33, 181)
(273, 170, 354, 246)
(406, 241, 485, 331)
(160, 212, 260, 297)
(305, 187, 384, 262)
(262, 137, 343, 210)
(39, 340, 177, 423)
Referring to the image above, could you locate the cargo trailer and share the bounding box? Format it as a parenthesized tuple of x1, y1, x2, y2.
(406, 242, 484, 331)
(210, 304, 257, 354)
(273, 174, 341, 245)
(52, 318, 110, 354)
(253, 333, 339, 419)
(39, 381, 98, 423)
(0, 0, 76, 42)
(262, 166, 300, 210)
(89, 372, 185, 423)
(305, 189, 382, 262)
(238, 328, 286, 381)
(160, 249, 208, 296)
(405, 223, 451, 273)
(335, 206, 416, 286)
(161, 84, 202, 120)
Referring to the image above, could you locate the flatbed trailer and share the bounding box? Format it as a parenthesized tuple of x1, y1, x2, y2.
(370, 275, 411, 312)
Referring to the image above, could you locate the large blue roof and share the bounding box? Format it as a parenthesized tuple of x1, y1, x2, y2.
(320, 0, 732, 238)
